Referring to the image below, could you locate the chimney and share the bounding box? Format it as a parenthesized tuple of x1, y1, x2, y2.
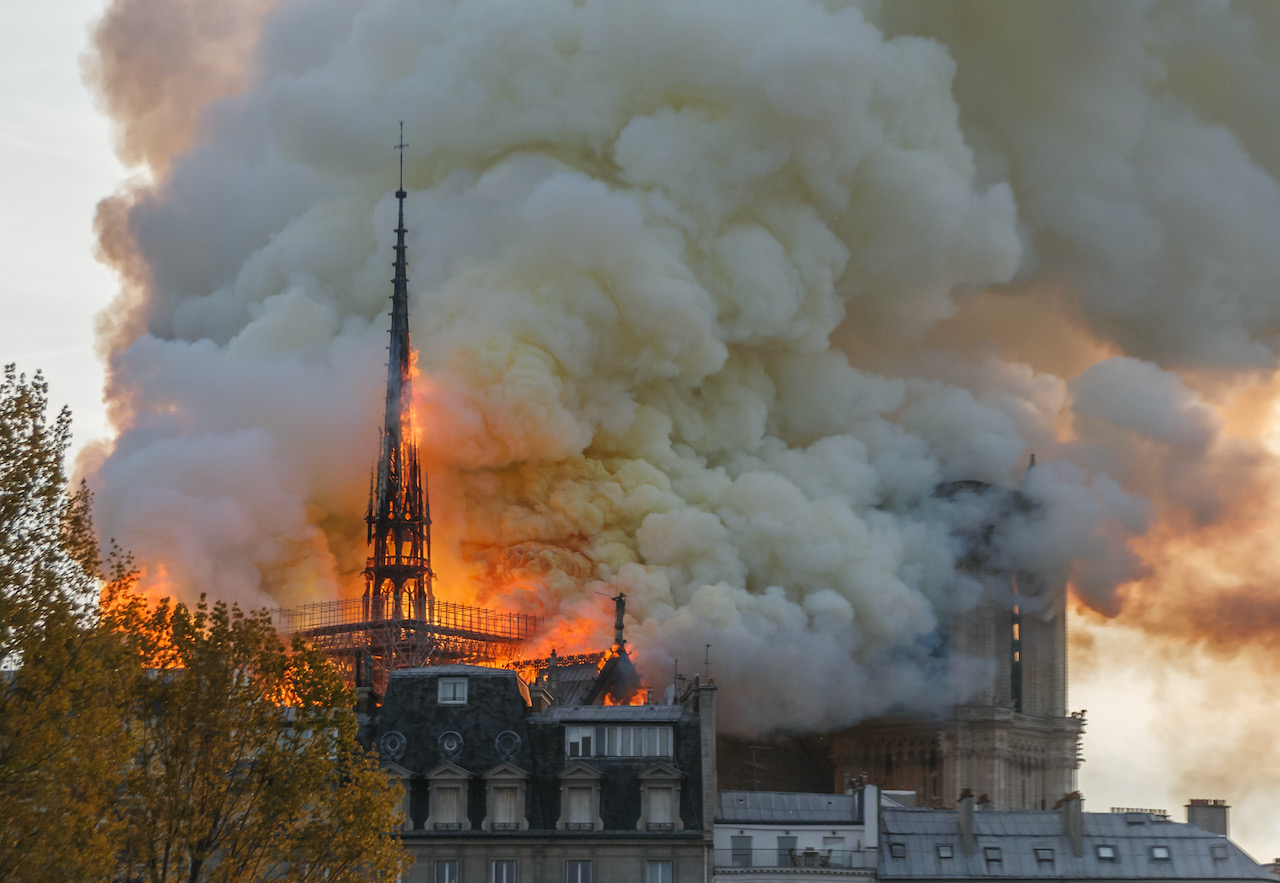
(1186, 799, 1229, 836)
(976, 794, 991, 811)
(1058, 792, 1084, 857)
(958, 790, 976, 855)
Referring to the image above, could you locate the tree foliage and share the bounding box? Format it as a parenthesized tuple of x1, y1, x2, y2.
(0, 364, 96, 660)
(103, 582, 409, 883)
(0, 365, 128, 882)
(0, 367, 408, 882)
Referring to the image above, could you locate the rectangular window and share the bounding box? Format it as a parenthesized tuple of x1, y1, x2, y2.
(438, 678, 467, 704)
(492, 860, 516, 883)
(645, 860, 673, 883)
(566, 726, 593, 757)
(731, 835, 753, 868)
(493, 786, 519, 826)
(1097, 845, 1116, 861)
(433, 785, 461, 830)
(648, 786, 674, 829)
(434, 860, 459, 883)
(777, 835, 798, 867)
(565, 860, 592, 883)
(937, 845, 954, 859)
(565, 725, 674, 757)
(566, 786, 593, 828)
(1151, 846, 1171, 861)
(984, 847, 1002, 863)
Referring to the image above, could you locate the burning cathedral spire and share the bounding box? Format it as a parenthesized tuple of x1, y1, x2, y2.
(363, 123, 432, 623)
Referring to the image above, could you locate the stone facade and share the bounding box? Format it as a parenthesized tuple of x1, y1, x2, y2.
(831, 482, 1084, 810)
(368, 665, 715, 883)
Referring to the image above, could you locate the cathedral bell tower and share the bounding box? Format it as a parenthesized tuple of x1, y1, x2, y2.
(363, 123, 433, 622)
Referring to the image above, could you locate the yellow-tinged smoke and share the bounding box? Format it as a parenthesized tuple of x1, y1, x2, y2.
(84, 0, 1280, 765)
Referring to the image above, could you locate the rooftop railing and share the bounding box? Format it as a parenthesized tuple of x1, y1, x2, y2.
(273, 596, 542, 642)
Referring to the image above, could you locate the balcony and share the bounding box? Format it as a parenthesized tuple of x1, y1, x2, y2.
(714, 849, 876, 876)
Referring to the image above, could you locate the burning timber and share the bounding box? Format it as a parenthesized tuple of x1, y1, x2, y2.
(275, 128, 543, 694)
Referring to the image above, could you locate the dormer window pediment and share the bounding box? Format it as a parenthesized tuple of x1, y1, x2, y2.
(425, 761, 473, 781)
(637, 761, 683, 781)
(558, 761, 606, 781)
(483, 761, 531, 781)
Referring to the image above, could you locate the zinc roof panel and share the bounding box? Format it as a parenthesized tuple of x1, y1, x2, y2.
(878, 809, 1271, 880)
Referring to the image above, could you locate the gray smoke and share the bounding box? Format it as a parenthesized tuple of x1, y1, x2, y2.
(84, 0, 1280, 736)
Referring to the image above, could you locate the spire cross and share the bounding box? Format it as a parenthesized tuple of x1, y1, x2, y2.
(394, 121, 408, 192)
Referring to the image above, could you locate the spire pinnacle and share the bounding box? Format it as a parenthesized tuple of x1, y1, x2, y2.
(394, 120, 407, 197)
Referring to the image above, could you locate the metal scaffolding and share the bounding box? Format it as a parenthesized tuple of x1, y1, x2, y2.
(275, 596, 543, 695)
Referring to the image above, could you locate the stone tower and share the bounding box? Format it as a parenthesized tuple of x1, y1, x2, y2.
(831, 479, 1085, 810)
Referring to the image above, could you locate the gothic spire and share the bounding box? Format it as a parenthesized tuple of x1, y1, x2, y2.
(364, 122, 433, 622)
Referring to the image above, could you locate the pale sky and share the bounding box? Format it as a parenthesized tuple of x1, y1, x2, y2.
(0, 0, 1272, 863)
(0, 0, 122, 452)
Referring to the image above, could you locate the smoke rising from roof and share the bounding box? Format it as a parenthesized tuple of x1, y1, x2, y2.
(84, 0, 1280, 734)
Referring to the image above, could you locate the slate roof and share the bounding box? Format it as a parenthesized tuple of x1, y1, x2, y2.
(530, 704, 691, 723)
(718, 790, 863, 824)
(879, 808, 1271, 880)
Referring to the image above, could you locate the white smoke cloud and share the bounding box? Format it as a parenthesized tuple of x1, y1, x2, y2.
(84, 0, 1280, 736)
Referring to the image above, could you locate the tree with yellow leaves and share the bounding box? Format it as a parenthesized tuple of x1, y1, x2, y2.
(0, 365, 407, 882)
(103, 582, 410, 883)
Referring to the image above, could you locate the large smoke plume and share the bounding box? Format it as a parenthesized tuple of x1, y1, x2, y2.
(84, 0, 1280, 754)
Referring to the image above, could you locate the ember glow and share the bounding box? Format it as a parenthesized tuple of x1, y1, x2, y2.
(82, 0, 1280, 855)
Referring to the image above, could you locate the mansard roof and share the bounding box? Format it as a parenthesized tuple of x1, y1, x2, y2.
(878, 808, 1271, 880)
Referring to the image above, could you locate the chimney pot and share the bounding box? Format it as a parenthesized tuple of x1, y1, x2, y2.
(1060, 792, 1084, 857)
(958, 792, 976, 855)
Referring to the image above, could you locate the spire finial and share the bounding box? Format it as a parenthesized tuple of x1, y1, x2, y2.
(394, 121, 408, 195)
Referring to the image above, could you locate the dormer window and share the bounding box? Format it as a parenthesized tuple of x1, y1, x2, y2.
(438, 678, 468, 704)
(556, 763, 604, 832)
(1151, 846, 1170, 861)
(425, 763, 473, 832)
(482, 763, 530, 832)
(637, 762, 684, 832)
(1096, 845, 1116, 861)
